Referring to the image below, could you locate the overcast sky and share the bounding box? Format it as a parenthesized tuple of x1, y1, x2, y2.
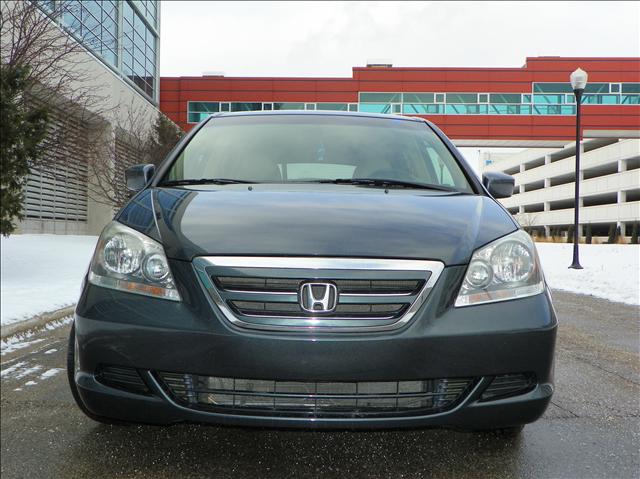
(160, 1, 640, 77)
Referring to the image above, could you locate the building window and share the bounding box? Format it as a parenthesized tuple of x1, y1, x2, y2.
(59, 0, 119, 68)
(403, 104, 444, 114)
(404, 93, 435, 103)
(533, 94, 565, 105)
(187, 102, 219, 123)
(122, 1, 158, 99)
(446, 93, 477, 104)
(132, 0, 157, 28)
(445, 104, 487, 114)
(273, 102, 305, 110)
(534, 82, 610, 94)
(489, 104, 522, 115)
(489, 94, 522, 104)
(582, 94, 620, 105)
(230, 102, 262, 112)
(621, 95, 640, 104)
(532, 105, 576, 115)
(358, 103, 393, 114)
(316, 103, 349, 111)
(478, 94, 489, 103)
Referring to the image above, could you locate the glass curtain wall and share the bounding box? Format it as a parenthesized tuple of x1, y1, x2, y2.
(39, 0, 159, 102)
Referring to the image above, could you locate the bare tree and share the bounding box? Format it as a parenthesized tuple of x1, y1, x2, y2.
(515, 212, 540, 235)
(85, 106, 184, 209)
(1, 0, 112, 173)
(85, 104, 152, 208)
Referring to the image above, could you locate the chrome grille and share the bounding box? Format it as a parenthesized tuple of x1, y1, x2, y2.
(193, 257, 444, 332)
(158, 372, 475, 418)
(215, 277, 422, 295)
(230, 300, 407, 319)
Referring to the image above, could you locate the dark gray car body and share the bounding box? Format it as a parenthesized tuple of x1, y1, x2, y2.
(72, 111, 557, 429)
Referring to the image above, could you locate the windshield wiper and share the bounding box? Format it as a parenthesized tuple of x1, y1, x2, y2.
(315, 178, 461, 192)
(160, 178, 257, 186)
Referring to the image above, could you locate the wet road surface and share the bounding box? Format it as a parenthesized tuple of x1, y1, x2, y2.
(1, 291, 639, 479)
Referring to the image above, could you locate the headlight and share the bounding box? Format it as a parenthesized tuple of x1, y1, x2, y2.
(455, 230, 544, 307)
(88, 221, 180, 301)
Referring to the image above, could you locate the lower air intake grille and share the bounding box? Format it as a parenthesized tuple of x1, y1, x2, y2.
(158, 372, 476, 418)
(96, 365, 149, 395)
(481, 373, 536, 401)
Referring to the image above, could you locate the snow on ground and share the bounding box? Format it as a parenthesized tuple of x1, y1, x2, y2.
(0, 338, 46, 355)
(39, 368, 64, 380)
(536, 243, 640, 306)
(1, 235, 97, 326)
(0, 361, 27, 378)
(1, 317, 72, 355)
(13, 364, 42, 380)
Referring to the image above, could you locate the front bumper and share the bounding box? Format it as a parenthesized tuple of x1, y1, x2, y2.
(73, 265, 557, 429)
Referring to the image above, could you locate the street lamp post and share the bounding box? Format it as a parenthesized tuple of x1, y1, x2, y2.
(569, 68, 588, 270)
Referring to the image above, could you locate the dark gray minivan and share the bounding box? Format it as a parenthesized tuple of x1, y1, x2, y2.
(68, 111, 556, 434)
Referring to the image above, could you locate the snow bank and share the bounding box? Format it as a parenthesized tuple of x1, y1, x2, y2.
(536, 243, 640, 306)
(1, 234, 97, 325)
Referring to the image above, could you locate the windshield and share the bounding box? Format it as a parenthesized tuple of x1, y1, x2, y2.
(163, 114, 474, 193)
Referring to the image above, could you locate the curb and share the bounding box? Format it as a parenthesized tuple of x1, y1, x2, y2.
(1, 306, 75, 340)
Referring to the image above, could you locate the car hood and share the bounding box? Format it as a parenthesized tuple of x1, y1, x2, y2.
(119, 185, 517, 265)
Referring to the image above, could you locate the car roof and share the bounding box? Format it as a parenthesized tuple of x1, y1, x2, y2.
(209, 109, 426, 123)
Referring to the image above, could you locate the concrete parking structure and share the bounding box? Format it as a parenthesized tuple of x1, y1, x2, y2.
(482, 137, 640, 240)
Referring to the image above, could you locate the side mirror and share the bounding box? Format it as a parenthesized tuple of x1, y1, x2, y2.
(482, 171, 515, 199)
(125, 164, 155, 192)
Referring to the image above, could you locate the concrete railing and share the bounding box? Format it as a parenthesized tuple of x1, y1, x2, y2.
(519, 201, 640, 227)
(501, 169, 640, 208)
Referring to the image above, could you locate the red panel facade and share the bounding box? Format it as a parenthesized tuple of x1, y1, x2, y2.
(160, 57, 640, 141)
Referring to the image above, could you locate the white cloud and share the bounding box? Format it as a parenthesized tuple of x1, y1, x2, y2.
(160, 1, 640, 77)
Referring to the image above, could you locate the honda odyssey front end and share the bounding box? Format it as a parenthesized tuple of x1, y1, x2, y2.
(68, 111, 556, 434)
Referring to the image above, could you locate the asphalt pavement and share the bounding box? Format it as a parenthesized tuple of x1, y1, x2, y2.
(1, 290, 639, 479)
